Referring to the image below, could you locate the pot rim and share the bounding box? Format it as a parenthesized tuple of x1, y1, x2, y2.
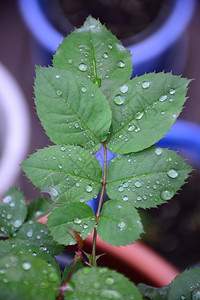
(0, 63, 30, 196)
(18, 0, 196, 62)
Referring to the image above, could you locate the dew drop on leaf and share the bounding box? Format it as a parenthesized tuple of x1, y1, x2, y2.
(117, 61, 125, 68)
(169, 88, 176, 95)
(22, 261, 32, 271)
(83, 267, 91, 275)
(167, 169, 179, 178)
(161, 189, 174, 200)
(108, 44, 113, 49)
(141, 81, 150, 89)
(58, 164, 63, 169)
(9, 202, 15, 208)
(135, 112, 144, 120)
(74, 218, 82, 224)
(6, 214, 12, 220)
(13, 220, 22, 228)
(81, 87, 87, 93)
(48, 272, 59, 283)
(118, 186, 124, 192)
(78, 63, 88, 72)
(135, 127, 140, 133)
(118, 221, 126, 231)
(114, 94, 125, 105)
(105, 277, 115, 285)
(103, 52, 108, 59)
(27, 230, 33, 238)
(56, 90, 62, 96)
(67, 59, 73, 64)
(135, 181, 142, 188)
(192, 289, 200, 300)
(155, 147, 163, 156)
(123, 182, 129, 188)
(55, 74, 60, 79)
(60, 146, 65, 151)
(128, 124, 135, 132)
(123, 195, 128, 201)
(86, 184, 93, 192)
(120, 84, 129, 94)
(36, 235, 41, 240)
(159, 95, 167, 102)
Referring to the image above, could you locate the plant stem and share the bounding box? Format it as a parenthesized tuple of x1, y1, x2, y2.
(91, 142, 107, 266)
(58, 254, 80, 300)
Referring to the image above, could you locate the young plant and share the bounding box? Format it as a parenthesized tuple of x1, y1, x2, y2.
(0, 17, 198, 299)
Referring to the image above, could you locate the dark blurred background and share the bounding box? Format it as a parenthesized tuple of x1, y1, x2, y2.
(0, 0, 200, 271)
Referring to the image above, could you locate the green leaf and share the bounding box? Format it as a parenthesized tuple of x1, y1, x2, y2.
(22, 145, 102, 204)
(168, 268, 200, 299)
(106, 73, 190, 154)
(0, 187, 27, 237)
(0, 240, 60, 272)
(11, 221, 63, 256)
(0, 254, 60, 300)
(97, 200, 143, 246)
(64, 267, 143, 299)
(35, 66, 112, 152)
(47, 203, 95, 245)
(26, 197, 54, 221)
(62, 261, 83, 284)
(106, 147, 192, 208)
(137, 283, 169, 300)
(53, 16, 133, 98)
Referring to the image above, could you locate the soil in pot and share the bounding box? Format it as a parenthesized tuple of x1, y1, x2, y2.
(40, 0, 172, 45)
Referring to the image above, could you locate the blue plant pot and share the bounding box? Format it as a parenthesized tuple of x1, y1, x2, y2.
(18, 0, 196, 74)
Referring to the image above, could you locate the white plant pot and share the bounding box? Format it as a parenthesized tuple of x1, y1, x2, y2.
(0, 63, 30, 196)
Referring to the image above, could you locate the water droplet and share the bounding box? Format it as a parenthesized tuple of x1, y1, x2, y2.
(6, 214, 12, 220)
(118, 61, 125, 68)
(161, 189, 174, 200)
(128, 124, 135, 132)
(3, 195, 12, 203)
(74, 218, 82, 224)
(167, 169, 178, 178)
(135, 127, 140, 133)
(56, 90, 62, 97)
(105, 277, 115, 285)
(78, 63, 88, 72)
(118, 186, 124, 192)
(13, 220, 22, 228)
(86, 184, 93, 193)
(120, 84, 129, 94)
(58, 164, 63, 169)
(103, 52, 108, 59)
(60, 146, 65, 151)
(155, 147, 163, 156)
(9, 202, 15, 208)
(83, 267, 91, 275)
(79, 198, 85, 203)
(108, 44, 113, 49)
(27, 230, 33, 238)
(36, 235, 41, 240)
(22, 262, 32, 271)
(159, 95, 167, 102)
(135, 181, 142, 188)
(169, 88, 176, 95)
(137, 196, 142, 201)
(48, 272, 59, 283)
(192, 289, 200, 300)
(123, 182, 129, 188)
(81, 87, 87, 93)
(55, 74, 60, 79)
(123, 195, 128, 201)
(67, 59, 73, 64)
(118, 205, 122, 209)
(114, 94, 125, 105)
(180, 296, 186, 300)
(142, 81, 150, 89)
(135, 112, 144, 120)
